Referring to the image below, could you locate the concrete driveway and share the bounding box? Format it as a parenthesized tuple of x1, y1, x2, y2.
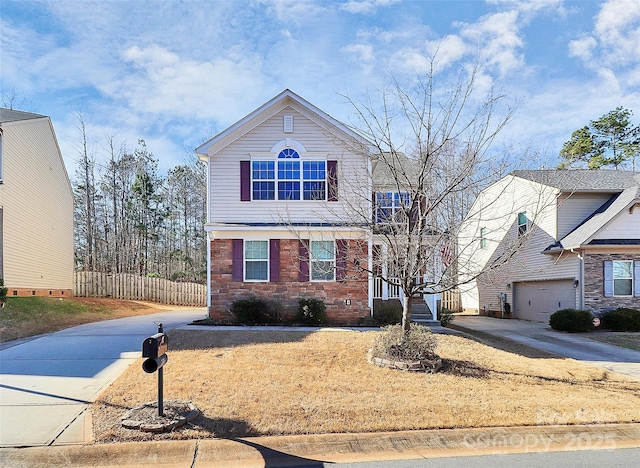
(450, 316, 640, 380)
(0, 308, 206, 448)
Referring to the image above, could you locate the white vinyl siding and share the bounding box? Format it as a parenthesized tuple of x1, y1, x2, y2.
(207, 108, 369, 225)
(594, 208, 640, 240)
(458, 175, 579, 312)
(556, 193, 614, 239)
(0, 117, 74, 290)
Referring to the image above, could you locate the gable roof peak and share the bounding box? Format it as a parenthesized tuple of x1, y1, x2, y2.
(195, 89, 373, 157)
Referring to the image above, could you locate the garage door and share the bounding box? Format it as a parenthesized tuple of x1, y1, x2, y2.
(514, 280, 576, 322)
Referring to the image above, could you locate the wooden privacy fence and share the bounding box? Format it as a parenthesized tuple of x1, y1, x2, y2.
(441, 288, 461, 312)
(74, 272, 207, 306)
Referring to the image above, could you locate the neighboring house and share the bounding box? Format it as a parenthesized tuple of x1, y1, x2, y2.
(0, 108, 74, 297)
(196, 90, 441, 324)
(458, 170, 640, 322)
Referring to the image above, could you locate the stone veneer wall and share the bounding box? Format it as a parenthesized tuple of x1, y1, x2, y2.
(583, 253, 640, 313)
(208, 238, 370, 324)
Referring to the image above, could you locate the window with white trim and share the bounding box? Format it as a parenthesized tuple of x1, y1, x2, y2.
(310, 240, 335, 281)
(517, 212, 527, 237)
(251, 149, 326, 201)
(244, 240, 268, 281)
(480, 227, 487, 249)
(252, 161, 275, 200)
(375, 192, 410, 224)
(613, 260, 633, 296)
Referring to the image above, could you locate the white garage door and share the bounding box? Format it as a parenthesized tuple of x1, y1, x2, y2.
(514, 280, 576, 322)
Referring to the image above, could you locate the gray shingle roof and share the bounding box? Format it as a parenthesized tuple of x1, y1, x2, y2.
(0, 108, 46, 123)
(512, 169, 640, 192)
(372, 152, 418, 188)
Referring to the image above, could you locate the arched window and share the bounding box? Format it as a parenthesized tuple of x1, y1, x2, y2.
(250, 147, 327, 201)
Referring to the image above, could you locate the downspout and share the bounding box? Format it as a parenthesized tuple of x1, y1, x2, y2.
(367, 151, 374, 315)
(578, 250, 584, 310)
(198, 153, 212, 313)
(368, 234, 373, 315)
(206, 232, 211, 311)
(206, 159, 211, 312)
(571, 248, 584, 310)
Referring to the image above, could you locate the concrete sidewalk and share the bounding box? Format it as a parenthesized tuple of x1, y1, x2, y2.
(449, 316, 640, 379)
(2, 423, 639, 467)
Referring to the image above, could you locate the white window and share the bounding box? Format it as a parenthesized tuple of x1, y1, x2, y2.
(613, 260, 633, 296)
(310, 240, 335, 281)
(517, 212, 528, 237)
(375, 192, 410, 224)
(480, 227, 487, 249)
(244, 240, 268, 281)
(251, 149, 326, 201)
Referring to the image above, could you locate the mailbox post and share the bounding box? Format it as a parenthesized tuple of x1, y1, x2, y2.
(142, 323, 168, 416)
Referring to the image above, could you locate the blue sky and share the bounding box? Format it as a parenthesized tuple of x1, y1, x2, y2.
(2, 0, 640, 176)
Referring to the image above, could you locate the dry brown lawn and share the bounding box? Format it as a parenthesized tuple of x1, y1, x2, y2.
(584, 332, 640, 351)
(93, 329, 640, 443)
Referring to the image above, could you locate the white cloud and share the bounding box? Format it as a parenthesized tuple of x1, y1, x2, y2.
(568, 36, 598, 61)
(458, 10, 524, 77)
(566, 0, 640, 91)
(341, 0, 401, 14)
(594, 0, 640, 67)
(487, 0, 565, 17)
(342, 43, 375, 64)
(424, 34, 468, 70)
(112, 45, 269, 123)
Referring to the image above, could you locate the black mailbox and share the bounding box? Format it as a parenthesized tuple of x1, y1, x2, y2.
(142, 333, 168, 359)
(142, 353, 168, 373)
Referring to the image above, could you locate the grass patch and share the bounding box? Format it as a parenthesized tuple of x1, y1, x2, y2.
(585, 332, 640, 351)
(92, 330, 640, 443)
(0, 297, 171, 343)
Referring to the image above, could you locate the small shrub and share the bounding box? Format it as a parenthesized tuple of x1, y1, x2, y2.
(601, 308, 640, 332)
(549, 308, 594, 333)
(296, 298, 327, 326)
(229, 297, 281, 325)
(371, 324, 438, 362)
(373, 301, 402, 325)
(438, 308, 455, 326)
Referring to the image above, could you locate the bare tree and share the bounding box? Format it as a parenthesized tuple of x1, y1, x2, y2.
(340, 60, 517, 331)
(73, 128, 207, 282)
(72, 112, 98, 270)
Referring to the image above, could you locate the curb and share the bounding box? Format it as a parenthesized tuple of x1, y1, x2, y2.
(2, 423, 639, 467)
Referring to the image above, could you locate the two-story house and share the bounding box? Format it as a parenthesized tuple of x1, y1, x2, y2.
(458, 170, 640, 322)
(196, 90, 442, 324)
(0, 108, 74, 297)
(196, 90, 375, 323)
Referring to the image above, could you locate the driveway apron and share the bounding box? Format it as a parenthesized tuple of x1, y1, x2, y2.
(0, 309, 206, 447)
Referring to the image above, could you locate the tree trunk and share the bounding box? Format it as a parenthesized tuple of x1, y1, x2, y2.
(402, 294, 412, 332)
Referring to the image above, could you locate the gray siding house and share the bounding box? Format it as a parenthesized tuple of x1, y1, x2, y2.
(458, 170, 640, 322)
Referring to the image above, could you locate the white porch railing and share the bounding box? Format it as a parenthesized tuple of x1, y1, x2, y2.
(373, 276, 401, 299)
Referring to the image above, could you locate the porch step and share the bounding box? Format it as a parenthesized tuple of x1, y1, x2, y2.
(410, 301, 440, 326)
(411, 318, 441, 327)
